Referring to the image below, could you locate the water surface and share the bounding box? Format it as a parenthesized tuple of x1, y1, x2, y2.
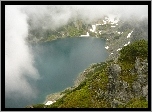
(5, 37, 108, 108)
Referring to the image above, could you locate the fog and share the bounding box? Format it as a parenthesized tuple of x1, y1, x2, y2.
(22, 5, 148, 30)
(5, 6, 40, 99)
(5, 5, 148, 107)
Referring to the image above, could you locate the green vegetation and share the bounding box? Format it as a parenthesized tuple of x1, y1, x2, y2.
(30, 39, 148, 108)
(32, 104, 45, 108)
(117, 39, 148, 86)
(125, 97, 148, 108)
(118, 39, 148, 63)
(118, 97, 148, 108)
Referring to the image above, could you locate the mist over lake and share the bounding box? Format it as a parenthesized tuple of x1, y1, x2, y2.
(5, 37, 108, 108)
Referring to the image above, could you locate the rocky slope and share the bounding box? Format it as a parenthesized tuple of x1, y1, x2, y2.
(26, 17, 148, 108)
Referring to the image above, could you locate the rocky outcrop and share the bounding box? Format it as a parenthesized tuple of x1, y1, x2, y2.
(142, 85, 148, 101)
(107, 64, 121, 80)
(74, 63, 105, 87)
(28, 17, 148, 108)
(94, 58, 148, 108)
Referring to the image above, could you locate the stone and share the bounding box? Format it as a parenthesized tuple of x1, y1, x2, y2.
(135, 58, 141, 70)
(108, 64, 121, 80)
(122, 81, 129, 89)
(111, 99, 124, 108)
(135, 58, 148, 76)
(116, 90, 128, 102)
(142, 85, 148, 101)
(137, 75, 147, 85)
(132, 81, 142, 96)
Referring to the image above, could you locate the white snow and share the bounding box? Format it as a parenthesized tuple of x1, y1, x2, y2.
(105, 46, 109, 49)
(124, 44, 128, 46)
(99, 31, 102, 34)
(80, 32, 89, 37)
(111, 53, 114, 55)
(127, 31, 133, 38)
(96, 24, 101, 26)
(117, 48, 122, 51)
(90, 25, 96, 32)
(117, 32, 121, 34)
(103, 20, 107, 24)
(107, 15, 119, 24)
(102, 16, 119, 26)
(111, 26, 116, 27)
(124, 41, 130, 46)
(45, 101, 56, 105)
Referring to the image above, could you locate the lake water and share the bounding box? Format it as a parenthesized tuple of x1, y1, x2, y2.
(5, 37, 108, 108)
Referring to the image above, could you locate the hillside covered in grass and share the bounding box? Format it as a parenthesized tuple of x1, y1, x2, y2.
(28, 39, 148, 108)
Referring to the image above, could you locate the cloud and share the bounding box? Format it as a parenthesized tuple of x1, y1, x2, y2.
(5, 5, 40, 99)
(22, 5, 148, 31)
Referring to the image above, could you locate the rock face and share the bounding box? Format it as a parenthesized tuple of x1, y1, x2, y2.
(83, 56, 148, 108)
(134, 58, 148, 101)
(135, 58, 148, 86)
(74, 62, 105, 87)
(107, 64, 121, 80)
(135, 58, 148, 75)
(132, 81, 142, 96)
(142, 85, 148, 101)
(100, 58, 148, 108)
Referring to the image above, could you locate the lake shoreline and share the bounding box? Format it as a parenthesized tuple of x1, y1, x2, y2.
(30, 36, 108, 107)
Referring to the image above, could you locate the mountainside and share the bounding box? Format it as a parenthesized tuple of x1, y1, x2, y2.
(26, 17, 148, 108)
(28, 39, 148, 108)
(27, 16, 147, 61)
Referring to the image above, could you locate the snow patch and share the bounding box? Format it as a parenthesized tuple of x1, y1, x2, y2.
(124, 44, 128, 46)
(45, 101, 56, 105)
(103, 20, 107, 24)
(117, 48, 122, 51)
(111, 26, 116, 27)
(117, 32, 121, 34)
(90, 25, 96, 32)
(124, 41, 130, 46)
(105, 46, 109, 49)
(107, 15, 119, 24)
(127, 31, 133, 38)
(96, 24, 101, 26)
(80, 32, 90, 37)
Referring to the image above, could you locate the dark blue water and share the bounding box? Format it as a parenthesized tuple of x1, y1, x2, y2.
(5, 37, 108, 108)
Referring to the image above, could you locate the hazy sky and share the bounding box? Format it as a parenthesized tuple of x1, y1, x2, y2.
(5, 5, 148, 100)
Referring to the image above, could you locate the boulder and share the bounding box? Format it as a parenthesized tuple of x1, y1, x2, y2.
(108, 64, 121, 80)
(111, 99, 124, 108)
(132, 81, 142, 96)
(135, 58, 148, 76)
(142, 85, 148, 101)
